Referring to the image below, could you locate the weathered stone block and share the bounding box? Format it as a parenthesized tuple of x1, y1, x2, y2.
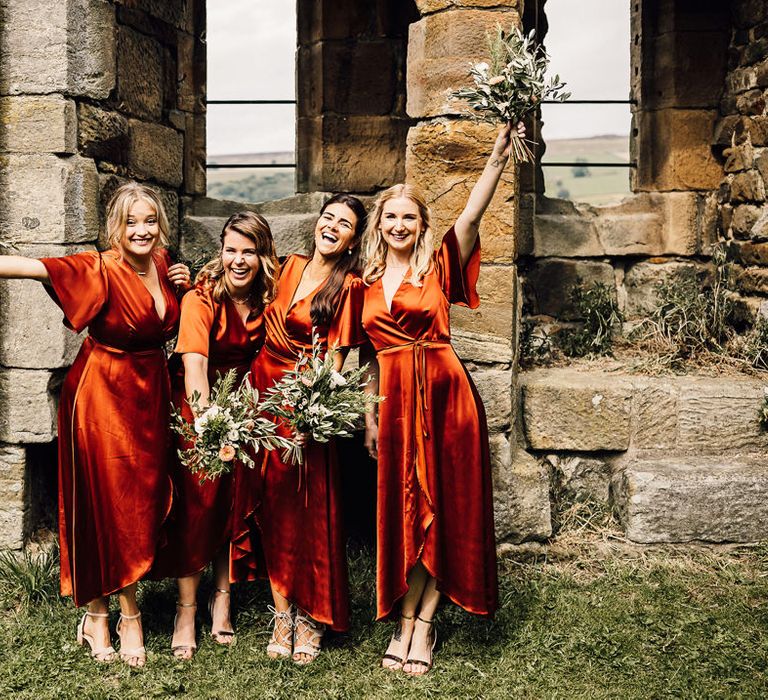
(471, 368, 511, 431)
(406, 120, 517, 261)
(751, 208, 768, 241)
(623, 260, 708, 319)
(491, 440, 551, 542)
(183, 112, 206, 196)
(723, 142, 753, 172)
(737, 240, 768, 265)
(678, 378, 768, 453)
(0, 244, 87, 369)
(524, 259, 615, 319)
(452, 328, 513, 366)
(0, 96, 76, 154)
(0, 0, 115, 97)
(127, 119, 183, 188)
(0, 369, 58, 443)
(452, 302, 513, 341)
(737, 266, 768, 294)
(614, 457, 768, 543)
(407, 9, 521, 118)
(77, 103, 129, 164)
(521, 370, 631, 451)
(0, 444, 26, 550)
(549, 454, 611, 504)
(0, 155, 99, 244)
(299, 115, 410, 193)
(730, 170, 767, 203)
(116, 25, 163, 120)
(630, 379, 679, 451)
(635, 109, 722, 191)
(731, 203, 762, 238)
(415, 0, 519, 12)
(176, 33, 206, 114)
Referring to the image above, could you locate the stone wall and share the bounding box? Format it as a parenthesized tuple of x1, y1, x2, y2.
(519, 0, 732, 331)
(0, 0, 205, 548)
(405, 0, 551, 542)
(715, 0, 768, 317)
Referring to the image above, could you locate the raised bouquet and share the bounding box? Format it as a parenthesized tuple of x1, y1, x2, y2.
(259, 332, 383, 466)
(452, 24, 570, 162)
(172, 369, 291, 482)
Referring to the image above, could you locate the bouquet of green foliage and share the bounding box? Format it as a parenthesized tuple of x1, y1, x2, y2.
(452, 24, 570, 162)
(259, 332, 383, 466)
(172, 369, 291, 482)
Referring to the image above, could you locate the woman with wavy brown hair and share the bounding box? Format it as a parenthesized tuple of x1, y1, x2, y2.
(230, 193, 367, 664)
(151, 211, 278, 659)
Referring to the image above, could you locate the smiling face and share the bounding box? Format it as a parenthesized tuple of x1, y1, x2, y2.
(379, 196, 422, 257)
(221, 229, 260, 296)
(313, 202, 359, 260)
(118, 198, 161, 259)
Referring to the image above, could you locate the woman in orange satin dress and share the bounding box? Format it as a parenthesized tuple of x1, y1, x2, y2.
(0, 182, 190, 666)
(151, 211, 278, 659)
(230, 193, 367, 664)
(360, 123, 523, 675)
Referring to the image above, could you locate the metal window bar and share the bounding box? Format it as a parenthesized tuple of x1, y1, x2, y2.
(205, 99, 297, 168)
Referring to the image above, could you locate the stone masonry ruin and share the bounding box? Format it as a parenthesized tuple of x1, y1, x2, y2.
(0, 0, 766, 551)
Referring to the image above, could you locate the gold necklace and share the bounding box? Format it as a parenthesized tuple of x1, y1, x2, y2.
(126, 261, 150, 276)
(225, 288, 251, 306)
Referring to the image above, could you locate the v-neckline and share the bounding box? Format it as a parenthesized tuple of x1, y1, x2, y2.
(287, 258, 326, 312)
(119, 253, 168, 323)
(381, 267, 410, 315)
(225, 295, 252, 331)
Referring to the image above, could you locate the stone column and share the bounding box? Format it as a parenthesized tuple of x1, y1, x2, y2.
(405, 0, 551, 543)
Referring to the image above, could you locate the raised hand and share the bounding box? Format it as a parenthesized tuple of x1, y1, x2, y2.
(168, 262, 192, 289)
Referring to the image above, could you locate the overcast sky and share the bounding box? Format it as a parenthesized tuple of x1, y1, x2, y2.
(206, 0, 630, 156)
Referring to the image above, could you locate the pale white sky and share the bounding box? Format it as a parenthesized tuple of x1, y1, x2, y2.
(206, 0, 630, 156)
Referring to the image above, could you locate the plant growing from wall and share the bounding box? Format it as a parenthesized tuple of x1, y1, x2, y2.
(556, 282, 623, 357)
(759, 388, 768, 431)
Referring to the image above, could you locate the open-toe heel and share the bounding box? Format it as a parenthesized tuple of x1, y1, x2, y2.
(404, 616, 437, 676)
(117, 611, 146, 668)
(76, 610, 115, 663)
(171, 601, 197, 660)
(208, 588, 235, 645)
(266, 605, 294, 659)
(381, 612, 414, 671)
(292, 608, 325, 665)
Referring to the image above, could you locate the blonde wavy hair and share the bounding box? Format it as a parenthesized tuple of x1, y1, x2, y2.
(195, 211, 278, 313)
(362, 184, 434, 287)
(105, 182, 171, 250)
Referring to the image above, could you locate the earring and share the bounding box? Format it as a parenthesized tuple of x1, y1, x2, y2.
(347, 248, 352, 256)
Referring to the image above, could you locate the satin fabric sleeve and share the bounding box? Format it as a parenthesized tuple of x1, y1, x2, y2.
(328, 275, 367, 349)
(435, 225, 481, 309)
(39, 251, 108, 332)
(175, 287, 215, 357)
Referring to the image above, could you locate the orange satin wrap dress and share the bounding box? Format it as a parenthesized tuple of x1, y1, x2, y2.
(230, 255, 362, 631)
(359, 227, 498, 619)
(39, 248, 180, 606)
(151, 285, 265, 579)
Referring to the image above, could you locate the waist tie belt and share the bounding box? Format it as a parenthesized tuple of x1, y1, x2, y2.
(376, 339, 451, 509)
(263, 343, 302, 366)
(85, 335, 166, 357)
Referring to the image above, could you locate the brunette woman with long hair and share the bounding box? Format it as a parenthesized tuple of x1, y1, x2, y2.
(359, 123, 524, 675)
(0, 182, 191, 667)
(151, 211, 278, 659)
(230, 193, 367, 664)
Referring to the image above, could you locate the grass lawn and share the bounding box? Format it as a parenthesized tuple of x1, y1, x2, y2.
(1, 538, 766, 699)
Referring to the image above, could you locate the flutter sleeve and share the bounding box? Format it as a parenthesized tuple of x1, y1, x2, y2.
(175, 287, 216, 357)
(328, 275, 367, 349)
(435, 225, 481, 309)
(39, 250, 108, 332)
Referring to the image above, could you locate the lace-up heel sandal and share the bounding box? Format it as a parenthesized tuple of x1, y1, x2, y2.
(76, 610, 116, 663)
(404, 616, 437, 676)
(117, 611, 146, 668)
(381, 613, 414, 671)
(292, 609, 325, 665)
(208, 588, 235, 645)
(266, 604, 294, 659)
(171, 601, 197, 660)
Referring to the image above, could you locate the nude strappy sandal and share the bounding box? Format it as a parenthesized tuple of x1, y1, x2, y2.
(292, 608, 325, 665)
(171, 601, 197, 660)
(76, 610, 116, 663)
(208, 588, 235, 644)
(117, 611, 146, 667)
(266, 604, 294, 659)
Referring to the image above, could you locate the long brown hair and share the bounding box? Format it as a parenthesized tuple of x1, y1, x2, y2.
(195, 211, 278, 314)
(310, 193, 367, 327)
(362, 184, 434, 287)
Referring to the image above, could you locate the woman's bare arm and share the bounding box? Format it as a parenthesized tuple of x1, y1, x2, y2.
(0, 256, 50, 282)
(182, 352, 209, 415)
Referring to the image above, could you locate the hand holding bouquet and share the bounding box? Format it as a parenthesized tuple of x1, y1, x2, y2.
(452, 24, 570, 162)
(259, 332, 383, 466)
(171, 369, 291, 482)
